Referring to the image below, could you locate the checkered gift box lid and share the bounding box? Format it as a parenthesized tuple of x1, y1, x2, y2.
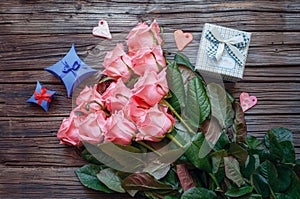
(195, 23, 251, 81)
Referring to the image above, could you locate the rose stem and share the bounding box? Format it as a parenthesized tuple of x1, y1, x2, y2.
(162, 99, 195, 135)
(137, 141, 162, 156)
(166, 134, 183, 148)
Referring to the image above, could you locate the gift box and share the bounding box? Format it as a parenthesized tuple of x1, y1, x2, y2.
(195, 23, 251, 81)
(26, 81, 56, 112)
(45, 44, 97, 97)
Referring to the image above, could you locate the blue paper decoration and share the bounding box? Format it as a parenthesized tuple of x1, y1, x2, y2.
(27, 81, 56, 112)
(45, 44, 97, 97)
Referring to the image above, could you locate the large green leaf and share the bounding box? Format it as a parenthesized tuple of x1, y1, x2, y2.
(224, 156, 245, 187)
(184, 133, 211, 172)
(225, 185, 253, 197)
(256, 160, 278, 192)
(184, 77, 210, 128)
(285, 169, 300, 199)
(206, 83, 234, 129)
(174, 52, 195, 71)
(277, 166, 292, 192)
(241, 155, 259, 179)
(211, 150, 227, 182)
(251, 160, 278, 198)
(213, 130, 230, 151)
(166, 61, 185, 113)
(97, 168, 125, 193)
(181, 187, 217, 199)
(246, 136, 269, 162)
(265, 128, 293, 146)
(251, 173, 270, 198)
(122, 173, 174, 191)
(264, 128, 295, 163)
(75, 164, 113, 193)
(228, 143, 248, 165)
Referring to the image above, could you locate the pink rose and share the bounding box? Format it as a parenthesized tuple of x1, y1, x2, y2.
(76, 85, 103, 112)
(131, 46, 166, 76)
(135, 105, 175, 142)
(125, 96, 150, 125)
(57, 111, 81, 146)
(102, 79, 132, 113)
(132, 69, 169, 106)
(104, 110, 137, 145)
(76, 111, 106, 144)
(102, 43, 132, 81)
(127, 20, 163, 54)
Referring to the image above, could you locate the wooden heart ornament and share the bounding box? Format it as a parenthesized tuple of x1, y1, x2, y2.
(174, 30, 193, 51)
(240, 92, 257, 112)
(92, 20, 112, 39)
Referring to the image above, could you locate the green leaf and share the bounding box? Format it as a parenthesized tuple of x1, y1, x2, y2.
(81, 149, 102, 165)
(184, 77, 210, 128)
(285, 169, 300, 199)
(174, 52, 195, 71)
(249, 193, 263, 199)
(181, 187, 217, 199)
(75, 164, 113, 193)
(224, 156, 245, 187)
(207, 83, 234, 129)
(277, 166, 292, 192)
(166, 61, 186, 113)
(228, 143, 248, 165)
(274, 193, 293, 199)
(122, 173, 174, 191)
(213, 130, 230, 151)
(265, 128, 293, 146)
(280, 140, 295, 163)
(211, 150, 227, 182)
(256, 160, 278, 192)
(164, 196, 180, 199)
(245, 136, 269, 162)
(225, 185, 253, 197)
(251, 173, 270, 198)
(97, 168, 125, 193)
(160, 168, 179, 188)
(241, 155, 259, 179)
(251, 160, 279, 198)
(184, 133, 211, 172)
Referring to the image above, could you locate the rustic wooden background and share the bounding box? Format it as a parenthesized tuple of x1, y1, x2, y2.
(1, 0, 299, 198)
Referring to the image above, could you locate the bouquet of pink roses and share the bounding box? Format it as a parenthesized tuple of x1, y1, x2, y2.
(56, 20, 300, 199)
(57, 20, 174, 147)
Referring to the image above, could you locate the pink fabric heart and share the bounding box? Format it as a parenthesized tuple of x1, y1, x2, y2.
(174, 30, 193, 51)
(240, 92, 257, 112)
(92, 20, 112, 39)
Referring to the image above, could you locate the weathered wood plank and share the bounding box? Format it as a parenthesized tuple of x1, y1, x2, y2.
(1, 31, 300, 72)
(0, 165, 135, 198)
(1, 66, 300, 84)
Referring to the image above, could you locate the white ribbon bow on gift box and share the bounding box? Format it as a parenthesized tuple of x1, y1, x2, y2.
(206, 27, 249, 66)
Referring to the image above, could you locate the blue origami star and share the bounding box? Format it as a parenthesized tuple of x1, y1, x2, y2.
(26, 81, 56, 112)
(45, 44, 97, 97)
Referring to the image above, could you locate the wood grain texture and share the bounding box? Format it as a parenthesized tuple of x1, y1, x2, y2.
(0, 0, 299, 198)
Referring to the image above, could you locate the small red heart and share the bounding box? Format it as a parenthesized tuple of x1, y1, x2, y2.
(240, 92, 257, 112)
(174, 30, 193, 51)
(92, 20, 112, 39)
